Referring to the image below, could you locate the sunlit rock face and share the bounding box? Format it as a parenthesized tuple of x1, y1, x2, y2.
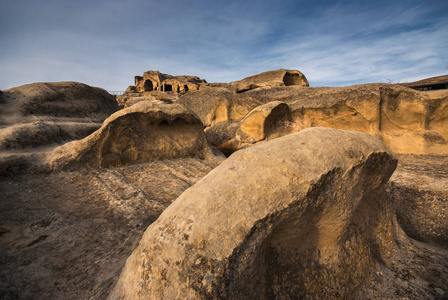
(110, 128, 430, 299)
(179, 83, 448, 155)
(47, 100, 216, 170)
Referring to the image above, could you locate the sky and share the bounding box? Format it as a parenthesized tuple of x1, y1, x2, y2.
(1, 0, 447, 91)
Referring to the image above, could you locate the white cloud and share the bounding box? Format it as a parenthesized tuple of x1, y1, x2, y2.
(1, 0, 447, 90)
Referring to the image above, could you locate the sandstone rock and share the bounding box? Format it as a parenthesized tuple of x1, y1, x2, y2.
(130, 70, 206, 94)
(387, 154, 448, 248)
(235, 101, 291, 144)
(0, 82, 118, 149)
(0, 121, 100, 150)
(229, 69, 309, 93)
(1, 81, 118, 124)
(109, 127, 448, 299)
(177, 86, 295, 129)
(204, 121, 241, 156)
(0, 157, 224, 299)
(47, 101, 215, 169)
(188, 83, 448, 155)
(285, 84, 448, 155)
(126, 85, 137, 93)
(117, 92, 177, 109)
(178, 87, 236, 127)
(0, 82, 120, 174)
(123, 96, 157, 108)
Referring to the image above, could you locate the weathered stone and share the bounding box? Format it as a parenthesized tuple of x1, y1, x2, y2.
(387, 154, 448, 248)
(189, 83, 448, 155)
(1, 81, 118, 124)
(204, 121, 241, 156)
(229, 69, 309, 92)
(111, 127, 442, 299)
(47, 101, 214, 169)
(123, 96, 157, 108)
(125, 85, 137, 93)
(0, 157, 224, 299)
(0, 121, 101, 150)
(130, 71, 206, 94)
(178, 87, 236, 127)
(235, 101, 291, 143)
(0, 82, 118, 150)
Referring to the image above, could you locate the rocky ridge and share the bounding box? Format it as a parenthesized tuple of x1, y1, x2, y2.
(0, 70, 447, 299)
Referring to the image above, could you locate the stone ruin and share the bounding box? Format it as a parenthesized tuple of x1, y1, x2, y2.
(126, 70, 207, 94)
(125, 69, 310, 95)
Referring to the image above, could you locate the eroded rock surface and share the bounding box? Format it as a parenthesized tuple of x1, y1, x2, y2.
(180, 84, 448, 155)
(235, 101, 291, 144)
(0, 82, 118, 124)
(388, 154, 448, 248)
(0, 82, 119, 175)
(47, 101, 213, 169)
(0, 157, 224, 300)
(229, 69, 309, 92)
(110, 128, 448, 299)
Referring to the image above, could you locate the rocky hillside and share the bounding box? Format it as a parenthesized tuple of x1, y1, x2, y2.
(177, 83, 448, 156)
(1, 71, 447, 299)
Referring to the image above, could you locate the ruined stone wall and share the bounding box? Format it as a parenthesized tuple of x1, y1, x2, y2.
(128, 70, 205, 94)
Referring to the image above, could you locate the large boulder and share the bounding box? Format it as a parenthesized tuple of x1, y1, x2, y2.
(177, 87, 240, 127)
(47, 101, 215, 169)
(229, 69, 309, 93)
(110, 128, 448, 299)
(0, 82, 120, 175)
(1, 81, 118, 124)
(178, 86, 303, 153)
(235, 101, 291, 144)
(0, 82, 118, 151)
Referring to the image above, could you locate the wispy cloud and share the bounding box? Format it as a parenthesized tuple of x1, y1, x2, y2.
(0, 0, 447, 90)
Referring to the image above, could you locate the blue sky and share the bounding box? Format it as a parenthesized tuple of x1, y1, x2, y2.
(1, 0, 447, 90)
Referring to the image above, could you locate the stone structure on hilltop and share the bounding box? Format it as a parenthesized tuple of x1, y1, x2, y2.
(126, 71, 207, 94)
(229, 69, 309, 93)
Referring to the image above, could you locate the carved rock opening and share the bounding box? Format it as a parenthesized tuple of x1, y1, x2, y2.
(144, 80, 154, 92)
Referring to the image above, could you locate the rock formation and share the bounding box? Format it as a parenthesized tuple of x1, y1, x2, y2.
(0, 89, 225, 299)
(1, 71, 448, 299)
(235, 101, 291, 144)
(0, 81, 118, 124)
(0, 82, 117, 159)
(0, 157, 224, 299)
(388, 154, 448, 248)
(0, 81, 120, 176)
(47, 100, 214, 170)
(127, 70, 207, 94)
(178, 83, 448, 155)
(109, 127, 447, 299)
(400, 74, 448, 91)
(229, 69, 309, 93)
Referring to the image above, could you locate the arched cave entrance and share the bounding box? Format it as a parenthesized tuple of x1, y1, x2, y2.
(283, 73, 301, 86)
(184, 85, 189, 92)
(144, 80, 154, 91)
(165, 84, 173, 92)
